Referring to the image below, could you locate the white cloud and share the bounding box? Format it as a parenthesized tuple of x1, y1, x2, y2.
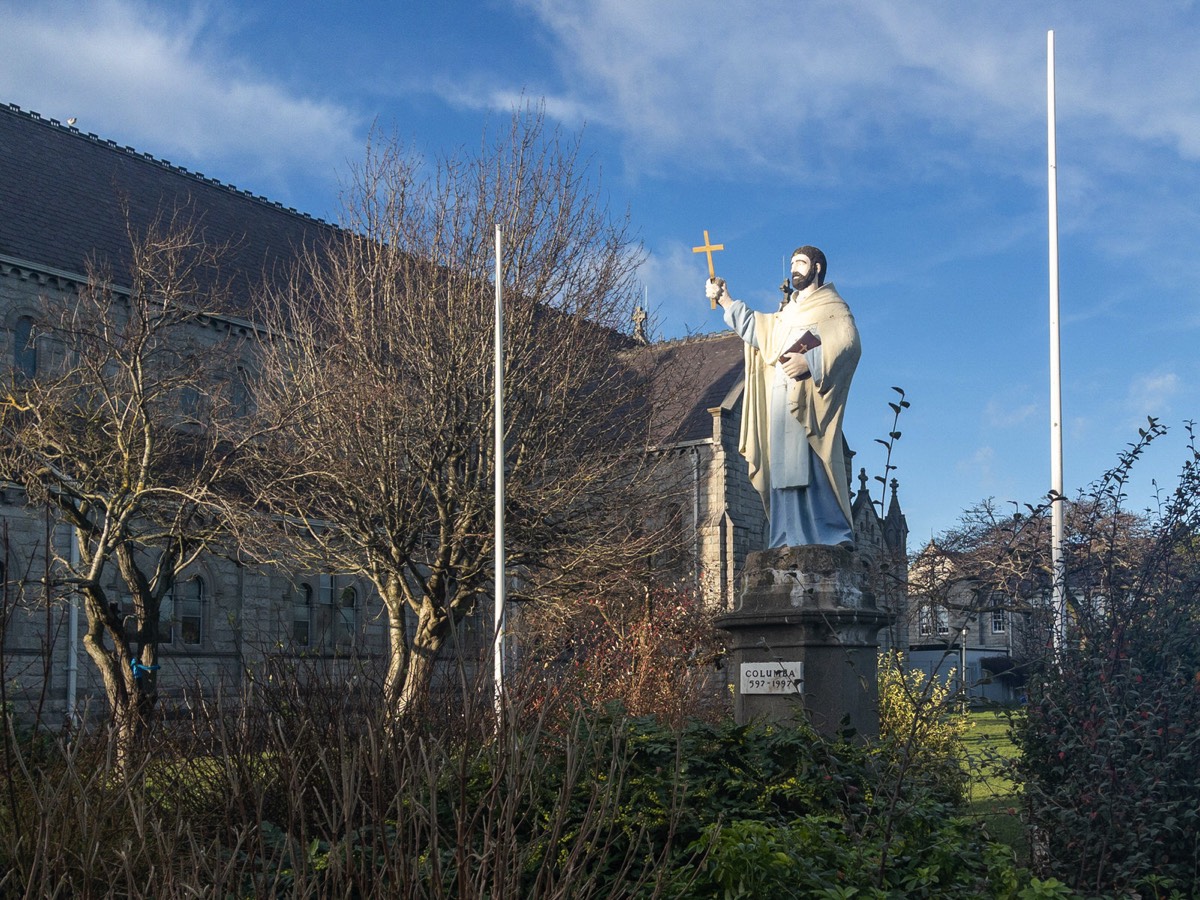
(485, 0, 1200, 319)
(0, 0, 363, 204)
(506, 0, 1200, 190)
(1067, 415, 1090, 443)
(638, 241, 717, 337)
(956, 444, 997, 490)
(985, 395, 1038, 429)
(1123, 372, 1180, 424)
(507, 0, 1036, 180)
(429, 82, 599, 132)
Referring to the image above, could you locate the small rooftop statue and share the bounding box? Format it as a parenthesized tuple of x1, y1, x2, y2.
(631, 305, 649, 345)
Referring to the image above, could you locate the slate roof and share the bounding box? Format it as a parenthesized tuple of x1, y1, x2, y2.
(0, 103, 336, 312)
(632, 330, 745, 446)
(0, 102, 747, 448)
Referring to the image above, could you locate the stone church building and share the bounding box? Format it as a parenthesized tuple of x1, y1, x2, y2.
(1, 102, 918, 725)
(0, 103, 385, 724)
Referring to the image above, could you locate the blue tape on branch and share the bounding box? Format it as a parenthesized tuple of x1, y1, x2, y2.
(130, 658, 160, 680)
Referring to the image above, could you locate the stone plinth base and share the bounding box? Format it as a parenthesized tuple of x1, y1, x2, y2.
(715, 545, 893, 739)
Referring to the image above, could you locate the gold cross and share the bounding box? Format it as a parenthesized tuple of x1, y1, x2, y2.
(692, 230, 725, 308)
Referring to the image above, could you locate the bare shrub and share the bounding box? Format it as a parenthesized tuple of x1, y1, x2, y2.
(513, 584, 727, 728)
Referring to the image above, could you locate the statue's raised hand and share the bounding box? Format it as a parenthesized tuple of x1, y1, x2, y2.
(706, 277, 729, 308)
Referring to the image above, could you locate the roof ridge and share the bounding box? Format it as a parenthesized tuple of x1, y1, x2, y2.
(646, 328, 737, 349)
(2, 102, 334, 229)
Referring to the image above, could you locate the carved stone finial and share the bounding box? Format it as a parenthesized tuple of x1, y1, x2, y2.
(631, 305, 649, 345)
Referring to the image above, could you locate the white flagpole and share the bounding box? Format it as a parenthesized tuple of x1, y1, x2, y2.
(493, 224, 507, 716)
(1047, 30, 1067, 656)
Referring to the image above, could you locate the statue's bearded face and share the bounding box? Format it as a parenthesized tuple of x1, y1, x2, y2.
(791, 254, 818, 291)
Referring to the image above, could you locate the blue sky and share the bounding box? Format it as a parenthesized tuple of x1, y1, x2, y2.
(3, 0, 1199, 544)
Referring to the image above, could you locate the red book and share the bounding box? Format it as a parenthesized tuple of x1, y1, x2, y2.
(778, 330, 820, 380)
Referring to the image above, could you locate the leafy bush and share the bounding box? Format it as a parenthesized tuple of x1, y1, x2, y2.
(1, 686, 1055, 898)
(604, 713, 1043, 898)
(690, 816, 1072, 899)
(1018, 644, 1200, 895)
(877, 651, 970, 805)
(1015, 424, 1200, 895)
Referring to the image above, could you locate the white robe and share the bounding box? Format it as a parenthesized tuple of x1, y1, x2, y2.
(724, 282, 861, 546)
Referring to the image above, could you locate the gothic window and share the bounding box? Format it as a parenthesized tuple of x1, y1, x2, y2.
(936, 606, 950, 635)
(159, 592, 172, 644)
(461, 592, 486, 646)
(119, 595, 138, 643)
(318, 575, 336, 648)
(648, 502, 686, 573)
(293, 577, 360, 651)
(13, 315, 37, 378)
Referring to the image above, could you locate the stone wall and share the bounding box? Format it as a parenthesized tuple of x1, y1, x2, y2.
(1, 261, 392, 727)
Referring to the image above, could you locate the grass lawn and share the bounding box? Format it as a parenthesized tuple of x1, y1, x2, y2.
(962, 708, 1026, 864)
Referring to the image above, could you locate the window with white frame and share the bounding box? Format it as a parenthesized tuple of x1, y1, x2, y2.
(918, 604, 951, 637)
(918, 604, 934, 636)
(991, 609, 1006, 634)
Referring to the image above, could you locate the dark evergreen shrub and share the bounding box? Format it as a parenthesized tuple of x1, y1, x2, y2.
(1017, 424, 1200, 896)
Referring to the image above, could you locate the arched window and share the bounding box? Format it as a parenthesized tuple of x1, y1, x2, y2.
(13, 315, 37, 378)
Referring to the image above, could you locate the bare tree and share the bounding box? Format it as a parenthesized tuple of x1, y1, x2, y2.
(0, 212, 254, 763)
(250, 108, 676, 717)
(907, 424, 1166, 682)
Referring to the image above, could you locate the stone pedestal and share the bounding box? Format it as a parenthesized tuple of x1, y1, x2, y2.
(716, 545, 894, 739)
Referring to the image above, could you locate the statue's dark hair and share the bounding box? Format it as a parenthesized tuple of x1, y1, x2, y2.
(791, 245, 828, 286)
